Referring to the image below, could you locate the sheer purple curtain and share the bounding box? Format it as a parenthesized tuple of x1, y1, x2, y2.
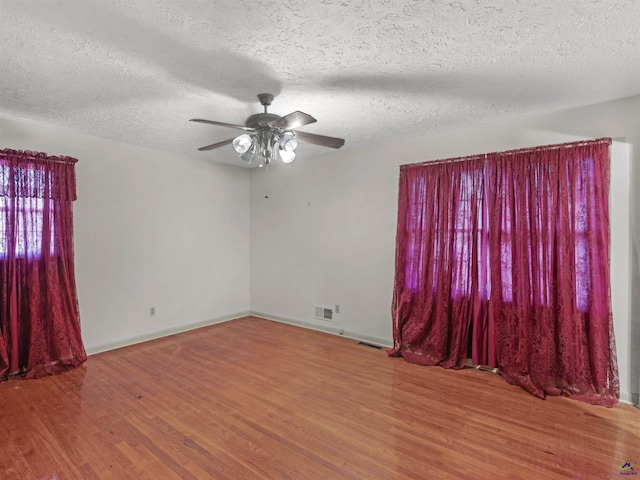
(391, 139, 619, 406)
(486, 141, 618, 405)
(391, 157, 487, 369)
(0, 149, 86, 381)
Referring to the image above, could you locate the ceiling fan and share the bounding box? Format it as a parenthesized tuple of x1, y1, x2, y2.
(190, 93, 345, 166)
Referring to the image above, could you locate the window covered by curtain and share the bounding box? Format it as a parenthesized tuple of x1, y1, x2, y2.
(0, 149, 86, 381)
(390, 139, 619, 406)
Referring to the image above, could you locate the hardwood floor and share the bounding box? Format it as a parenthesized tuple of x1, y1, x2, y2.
(0, 316, 638, 479)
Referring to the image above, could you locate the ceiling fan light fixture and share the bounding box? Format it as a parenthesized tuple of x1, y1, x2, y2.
(233, 134, 253, 153)
(240, 146, 256, 164)
(279, 148, 296, 164)
(280, 131, 298, 152)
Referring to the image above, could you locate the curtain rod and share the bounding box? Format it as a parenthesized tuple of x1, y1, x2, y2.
(0, 149, 78, 165)
(402, 137, 612, 169)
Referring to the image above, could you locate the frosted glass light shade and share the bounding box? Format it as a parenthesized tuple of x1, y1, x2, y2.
(240, 147, 256, 164)
(280, 132, 297, 152)
(279, 148, 296, 164)
(233, 134, 253, 153)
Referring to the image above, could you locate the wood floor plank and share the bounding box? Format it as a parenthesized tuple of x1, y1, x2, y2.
(1, 316, 638, 479)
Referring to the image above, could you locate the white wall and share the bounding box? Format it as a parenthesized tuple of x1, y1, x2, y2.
(250, 95, 640, 403)
(630, 120, 640, 407)
(0, 115, 251, 352)
(610, 142, 632, 402)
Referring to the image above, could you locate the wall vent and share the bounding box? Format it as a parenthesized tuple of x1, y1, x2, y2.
(357, 341, 384, 350)
(314, 305, 334, 321)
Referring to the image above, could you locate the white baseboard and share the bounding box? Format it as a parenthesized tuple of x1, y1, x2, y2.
(85, 311, 250, 355)
(619, 392, 633, 406)
(250, 311, 393, 348)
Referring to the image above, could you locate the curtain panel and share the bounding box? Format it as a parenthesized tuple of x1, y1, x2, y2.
(0, 149, 86, 381)
(391, 139, 619, 406)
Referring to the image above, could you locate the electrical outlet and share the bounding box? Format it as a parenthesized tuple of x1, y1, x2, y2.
(335, 304, 340, 314)
(339, 329, 344, 335)
(149, 307, 156, 317)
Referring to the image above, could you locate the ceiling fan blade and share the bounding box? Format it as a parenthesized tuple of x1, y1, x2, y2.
(190, 119, 254, 131)
(198, 138, 234, 151)
(269, 111, 317, 130)
(293, 130, 345, 149)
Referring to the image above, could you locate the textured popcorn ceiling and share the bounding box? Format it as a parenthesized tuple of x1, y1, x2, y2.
(1, 1, 639, 167)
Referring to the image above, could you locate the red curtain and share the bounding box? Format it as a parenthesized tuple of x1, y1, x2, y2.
(0, 149, 86, 381)
(391, 139, 619, 406)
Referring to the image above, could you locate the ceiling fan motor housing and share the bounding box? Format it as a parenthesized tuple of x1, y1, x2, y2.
(245, 113, 281, 128)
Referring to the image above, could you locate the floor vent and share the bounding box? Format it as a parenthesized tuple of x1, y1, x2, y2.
(356, 341, 383, 350)
(464, 359, 499, 374)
